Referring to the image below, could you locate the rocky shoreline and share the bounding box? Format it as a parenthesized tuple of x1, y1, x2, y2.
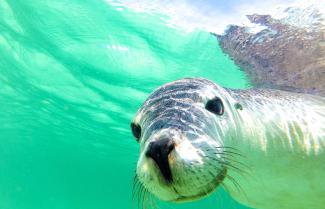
(215, 7, 325, 96)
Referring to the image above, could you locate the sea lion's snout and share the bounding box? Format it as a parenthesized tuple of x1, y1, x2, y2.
(145, 138, 175, 183)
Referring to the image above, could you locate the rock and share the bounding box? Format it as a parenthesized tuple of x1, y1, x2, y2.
(215, 6, 325, 96)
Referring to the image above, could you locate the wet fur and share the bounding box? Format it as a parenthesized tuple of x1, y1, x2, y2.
(132, 78, 325, 209)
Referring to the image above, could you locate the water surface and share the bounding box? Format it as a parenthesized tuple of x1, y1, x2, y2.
(0, 1, 250, 208)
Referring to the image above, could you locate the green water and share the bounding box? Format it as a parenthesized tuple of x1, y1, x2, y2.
(0, 0, 251, 208)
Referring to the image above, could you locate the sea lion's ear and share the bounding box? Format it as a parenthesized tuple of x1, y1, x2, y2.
(205, 97, 224, 115)
(234, 103, 243, 110)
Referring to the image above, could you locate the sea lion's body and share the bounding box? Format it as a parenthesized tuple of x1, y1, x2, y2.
(132, 78, 325, 209)
(224, 88, 325, 209)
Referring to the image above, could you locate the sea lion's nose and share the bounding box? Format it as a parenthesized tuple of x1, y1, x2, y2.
(146, 138, 175, 183)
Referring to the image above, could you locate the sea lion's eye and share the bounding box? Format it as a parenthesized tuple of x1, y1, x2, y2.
(131, 122, 141, 141)
(205, 97, 224, 115)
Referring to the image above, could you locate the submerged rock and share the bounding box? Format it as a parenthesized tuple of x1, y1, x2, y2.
(215, 6, 325, 96)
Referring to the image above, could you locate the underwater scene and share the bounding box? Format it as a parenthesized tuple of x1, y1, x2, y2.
(1, 0, 324, 209)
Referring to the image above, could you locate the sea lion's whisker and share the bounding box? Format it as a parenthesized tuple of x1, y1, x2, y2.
(142, 187, 156, 209)
(221, 182, 230, 194)
(213, 158, 249, 175)
(132, 175, 138, 200)
(221, 150, 245, 158)
(226, 174, 248, 201)
(132, 174, 143, 201)
(145, 194, 157, 209)
(213, 152, 246, 164)
(212, 148, 252, 175)
(222, 157, 250, 171)
(214, 146, 241, 152)
(141, 188, 147, 209)
(139, 186, 146, 209)
(132, 174, 152, 209)
(212, 146, 245, 158)
(209, 157, 248, 177)
(213, 151, 244, 158)
(219, 161, 248, 176)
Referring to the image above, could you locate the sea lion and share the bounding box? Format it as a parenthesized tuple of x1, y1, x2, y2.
(131, 78, 325, 209)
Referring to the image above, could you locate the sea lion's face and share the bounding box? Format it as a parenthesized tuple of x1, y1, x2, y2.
(131, 78, 235, 202)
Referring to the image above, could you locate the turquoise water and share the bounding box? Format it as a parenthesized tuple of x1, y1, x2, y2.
(0, 1, 251, 208)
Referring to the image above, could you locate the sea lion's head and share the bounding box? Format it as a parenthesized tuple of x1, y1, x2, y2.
(131, 78, 239, 202)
